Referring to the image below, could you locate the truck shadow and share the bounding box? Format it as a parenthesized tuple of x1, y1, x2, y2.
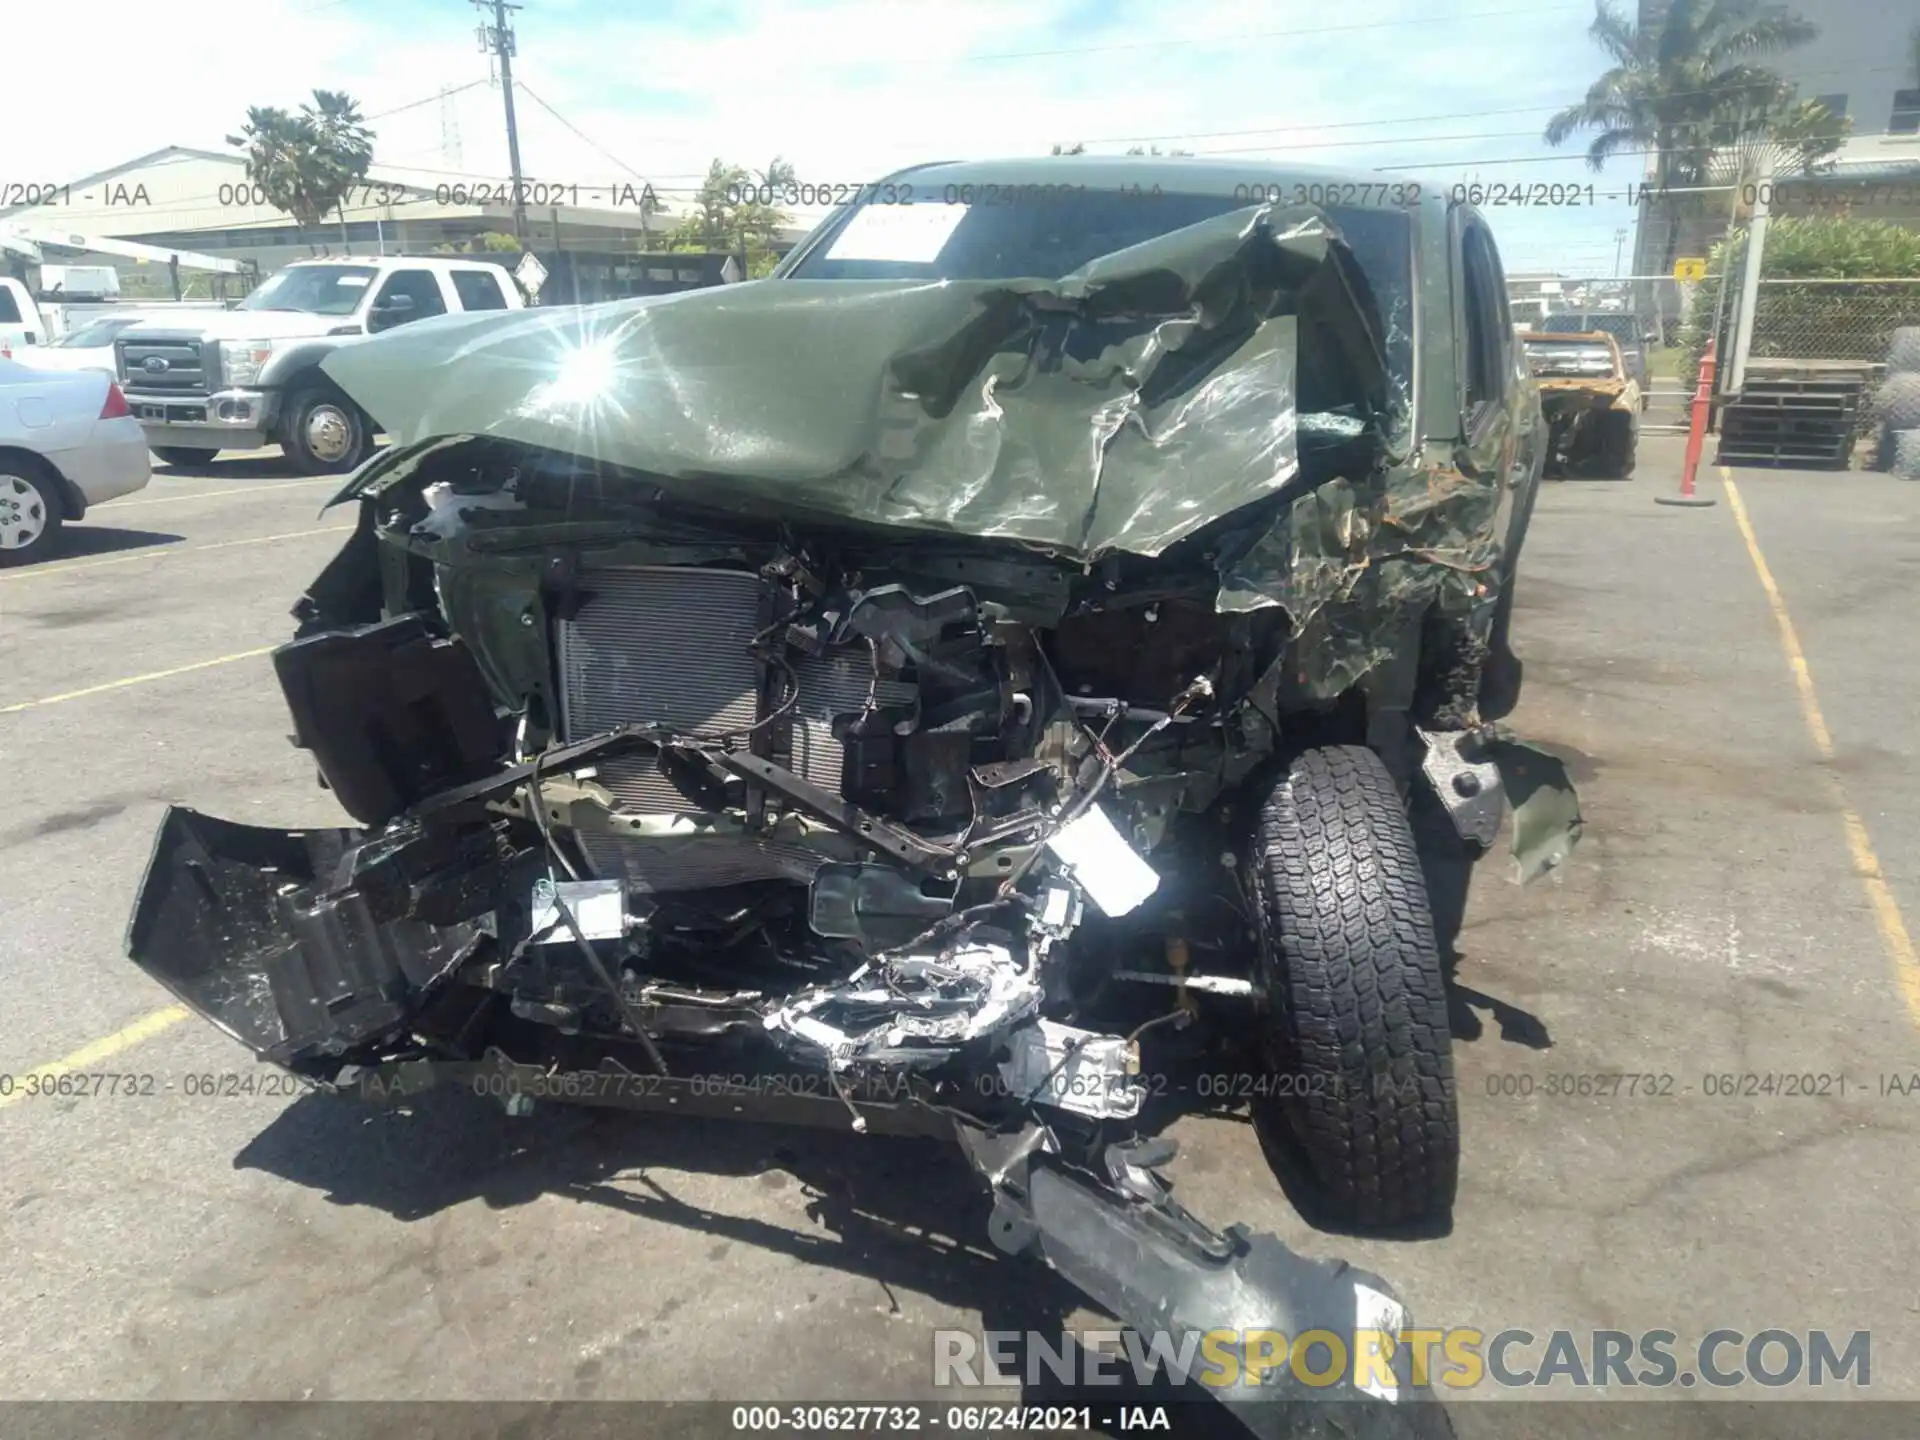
(50, 526, 184, 560)
(232, 1088, 1327, 1435)
(153, 453, 300, 477)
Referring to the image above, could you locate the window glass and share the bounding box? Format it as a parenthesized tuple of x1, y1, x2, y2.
(1892, 89, 1920, 136)
(373, 270, 448, 325)
(787, 192, 1417, 398)
(1460, 223, 1507, 407)
(451, 269, 509, 310)
(240, 265, 378, 315)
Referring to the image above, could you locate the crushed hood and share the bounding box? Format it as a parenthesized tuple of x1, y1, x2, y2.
(321, 205, 1391, 564)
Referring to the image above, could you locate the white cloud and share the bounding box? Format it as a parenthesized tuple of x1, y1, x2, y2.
(15, 0, 1644, 272)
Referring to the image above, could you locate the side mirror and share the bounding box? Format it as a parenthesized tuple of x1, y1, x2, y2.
(367, 293, 415, 332)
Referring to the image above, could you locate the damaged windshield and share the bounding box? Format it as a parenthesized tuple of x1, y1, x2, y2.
(783, 190, 1415, 405)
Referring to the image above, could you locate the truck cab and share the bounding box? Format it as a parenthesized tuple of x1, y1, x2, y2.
(115, 255, 524, 473)
(0, 276, 49, 355)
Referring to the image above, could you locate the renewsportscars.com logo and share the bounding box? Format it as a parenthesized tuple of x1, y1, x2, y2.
(932, 1327, 1872, 1394)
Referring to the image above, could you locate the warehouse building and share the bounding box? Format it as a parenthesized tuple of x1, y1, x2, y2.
(1, 146, 804, 301)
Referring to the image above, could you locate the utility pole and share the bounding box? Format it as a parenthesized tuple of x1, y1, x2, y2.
(1727, 150, 1776, 397)
(475, 0, 529, 247)
(1612, 228, 1627, 278)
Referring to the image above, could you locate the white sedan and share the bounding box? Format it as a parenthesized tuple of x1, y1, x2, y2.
(0, 358, 152, 565)
(16, 313, 149, 377)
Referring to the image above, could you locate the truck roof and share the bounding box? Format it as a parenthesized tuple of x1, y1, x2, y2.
(876, 154, 1447, 214)
(283, 254, 512, 268)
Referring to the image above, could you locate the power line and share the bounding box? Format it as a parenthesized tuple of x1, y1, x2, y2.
(957, 4, 1586, 62)
(511, 79, 654, 186)
(367, 79, 487, 121)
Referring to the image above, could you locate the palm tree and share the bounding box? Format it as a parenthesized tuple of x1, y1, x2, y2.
(669, 158, 792, 275)
(1544, 0, 1819, 273)
(226, 89, 375, 254)
(305, 90, 375, 253)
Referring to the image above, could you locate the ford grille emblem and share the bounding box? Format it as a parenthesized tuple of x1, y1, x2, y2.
(142, 355, 169, 374)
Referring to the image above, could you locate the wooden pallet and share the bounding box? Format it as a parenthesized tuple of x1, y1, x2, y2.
(1722, 414, 1854, 441)
(1715, 435, 1853, 467)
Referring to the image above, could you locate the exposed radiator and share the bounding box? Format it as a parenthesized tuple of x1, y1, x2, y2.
(555, 565, 913, 890)
(558, 567, 765, 815)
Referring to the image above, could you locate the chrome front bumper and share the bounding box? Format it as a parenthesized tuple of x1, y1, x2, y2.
(122, 386, 277, 451)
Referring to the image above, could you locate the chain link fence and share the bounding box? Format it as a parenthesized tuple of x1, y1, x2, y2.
(1746, 278, 1920, 365)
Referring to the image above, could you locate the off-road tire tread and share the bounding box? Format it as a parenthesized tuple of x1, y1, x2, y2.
(1253, 745, 1459, 1229)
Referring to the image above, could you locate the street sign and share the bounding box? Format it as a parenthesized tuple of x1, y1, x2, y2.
(1672, 256, 1708, 281)
(514, 250, 548, 298)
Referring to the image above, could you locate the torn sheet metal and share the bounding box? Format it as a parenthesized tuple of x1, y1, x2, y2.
(321, 205, 1387, 573)
(1488, 737, 1584, 883)
(1216, 459, 1505, 699)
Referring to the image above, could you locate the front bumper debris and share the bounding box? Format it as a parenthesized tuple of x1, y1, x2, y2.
(127, 806, 1451, 1437)
(125, 807, 493, 1066)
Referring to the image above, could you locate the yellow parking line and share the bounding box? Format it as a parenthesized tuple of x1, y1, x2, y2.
(101, 477, 338, 509)
(0, 1006, 190, 1111)
(0, 645, 276, 714)
(1723, 469, 1920, 1026)
(0, 523, 351, 583)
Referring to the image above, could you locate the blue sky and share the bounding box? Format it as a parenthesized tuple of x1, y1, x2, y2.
(34, 0, 1712, 274)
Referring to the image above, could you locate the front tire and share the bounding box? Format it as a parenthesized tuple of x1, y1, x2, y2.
(1249, 745, 1459, 1230)
(280, 385, 369, 474)
(1594, 410, 1636, 478)
(152, 446, 219, 467)
(0, 458, 66, 566)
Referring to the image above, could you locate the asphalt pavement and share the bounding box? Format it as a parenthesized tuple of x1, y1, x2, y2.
(1, 439, 1916, 1435)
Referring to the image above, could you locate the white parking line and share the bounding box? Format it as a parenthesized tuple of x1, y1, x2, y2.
(0, 523, 352, 584)
(100, 476, 341, 509)
(0, 646, 277, 714)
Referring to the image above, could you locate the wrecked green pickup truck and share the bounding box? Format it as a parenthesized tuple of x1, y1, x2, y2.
(129, 157, 1574, 1420)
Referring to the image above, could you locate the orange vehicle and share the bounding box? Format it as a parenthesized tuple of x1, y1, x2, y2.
(1520, 330, 1640, 478)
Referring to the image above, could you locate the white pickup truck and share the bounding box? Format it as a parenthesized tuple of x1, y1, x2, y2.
(115, 255, 524, 473)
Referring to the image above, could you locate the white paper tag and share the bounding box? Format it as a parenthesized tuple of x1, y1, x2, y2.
(530, 878, 626, 941)
(1353, 1282, 1407, 1401)
(1045, 806, 1159, 917)
(824, 202, 969, 263)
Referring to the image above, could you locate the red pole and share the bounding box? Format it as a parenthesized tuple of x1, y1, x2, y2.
(1659, 338, 1718, 507)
